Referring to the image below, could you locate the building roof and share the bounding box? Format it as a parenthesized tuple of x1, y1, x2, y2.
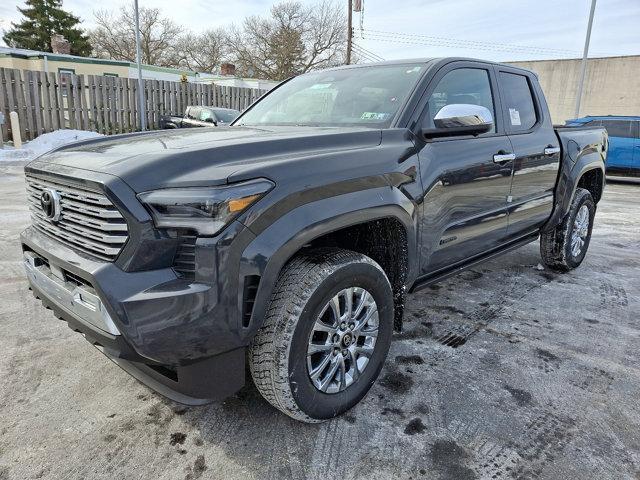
(0, 46, 275, 84)
(0, 46, 201, 76)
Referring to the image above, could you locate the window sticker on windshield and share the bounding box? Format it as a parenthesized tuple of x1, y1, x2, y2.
(509, 108, 521, 126)
(406, 67, 422, 74)
(361, 112, 391, 121)
(309, 83, 332, 89)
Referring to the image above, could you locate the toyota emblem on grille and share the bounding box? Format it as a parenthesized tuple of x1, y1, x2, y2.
(40, 188, 62, 221)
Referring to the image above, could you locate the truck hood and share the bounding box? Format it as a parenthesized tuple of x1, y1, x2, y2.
(30, 126, 382, 192)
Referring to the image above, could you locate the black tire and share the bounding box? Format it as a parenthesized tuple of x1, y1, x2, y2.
(540, 187, 595, 272)
(248, 248, 394, 422)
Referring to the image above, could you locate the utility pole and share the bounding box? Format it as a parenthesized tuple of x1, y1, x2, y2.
(134, 0, 147, 131)
(346, 0, 353, 65)
(574, 0, 597, 118)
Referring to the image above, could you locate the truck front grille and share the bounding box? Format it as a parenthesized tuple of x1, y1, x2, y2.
(25, 173, 129, 261)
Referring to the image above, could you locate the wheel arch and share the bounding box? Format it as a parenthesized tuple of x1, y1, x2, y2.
(542, 156, 605, 232)
(238, 187, 418, 339)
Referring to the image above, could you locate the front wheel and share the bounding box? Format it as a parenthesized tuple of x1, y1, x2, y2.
(248, 248, 394, 422)
(540, 187, 595, 271)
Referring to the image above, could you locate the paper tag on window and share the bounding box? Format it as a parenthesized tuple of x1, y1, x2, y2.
(509, 108, 521, 126)
(361, 112, 390, 120)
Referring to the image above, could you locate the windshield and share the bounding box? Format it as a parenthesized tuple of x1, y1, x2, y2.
(235, 64, 425, 128)
(213, 109, 240, 123)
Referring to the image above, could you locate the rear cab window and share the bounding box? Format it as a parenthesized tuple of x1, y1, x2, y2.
(498, 72, 538, 133)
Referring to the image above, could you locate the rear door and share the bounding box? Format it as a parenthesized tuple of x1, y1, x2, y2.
(600, 119, 635, 174)
(495, 66, 560, 238)
(634, 120, 640, 174)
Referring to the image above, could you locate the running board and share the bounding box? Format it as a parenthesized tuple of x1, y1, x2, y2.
(409, 232, 540, 293)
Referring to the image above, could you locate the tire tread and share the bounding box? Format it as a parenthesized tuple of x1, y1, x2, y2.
(248, 248, 387, 422)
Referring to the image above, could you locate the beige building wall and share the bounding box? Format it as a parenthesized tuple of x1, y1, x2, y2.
(509, 55, 640, 123)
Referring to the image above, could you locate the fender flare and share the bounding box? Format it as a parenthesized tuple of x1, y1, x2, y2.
(542, 150, 605, 232)
(237, 185, 417, 339)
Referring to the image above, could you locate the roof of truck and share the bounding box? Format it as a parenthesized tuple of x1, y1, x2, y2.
(322, 57, 535, 76)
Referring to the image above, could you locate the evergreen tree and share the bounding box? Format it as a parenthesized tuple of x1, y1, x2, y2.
(3, 0, 91, 56)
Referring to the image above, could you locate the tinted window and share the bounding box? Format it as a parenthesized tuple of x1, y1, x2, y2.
(499, 72, 537, 132)
(601, 120, 633, 138)
(425, 68, 495, 133)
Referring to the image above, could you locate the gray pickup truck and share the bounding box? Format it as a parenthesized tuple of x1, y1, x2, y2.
(21, 57, 607, 422)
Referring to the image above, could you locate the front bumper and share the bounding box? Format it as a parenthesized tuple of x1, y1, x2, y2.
(21, 226, 247, 404)
(23, 250, 120, 335)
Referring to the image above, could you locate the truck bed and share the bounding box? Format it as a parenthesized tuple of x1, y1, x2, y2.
(554, 126, 608, 164)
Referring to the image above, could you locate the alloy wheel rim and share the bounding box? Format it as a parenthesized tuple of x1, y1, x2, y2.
(570, 205, 590, 258)
(306, 287, 378, 394)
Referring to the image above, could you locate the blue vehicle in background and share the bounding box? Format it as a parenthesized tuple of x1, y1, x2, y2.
(565, 116, 640, 177)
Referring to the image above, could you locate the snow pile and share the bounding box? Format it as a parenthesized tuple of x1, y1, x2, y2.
(0, 129, 104, 163)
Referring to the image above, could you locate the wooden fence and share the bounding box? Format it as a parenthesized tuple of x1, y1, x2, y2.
(0, 68, 268, 142)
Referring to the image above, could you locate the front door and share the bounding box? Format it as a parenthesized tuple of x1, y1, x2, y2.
(417, 63, 514, 275)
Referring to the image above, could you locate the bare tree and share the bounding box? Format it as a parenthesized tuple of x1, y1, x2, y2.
(172, 29, 228, 73)
(90, 4, 181, 67)
(230, 1, 347, 80)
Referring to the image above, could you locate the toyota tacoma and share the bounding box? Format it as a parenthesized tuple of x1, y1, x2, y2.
(21, 58, 607, 422)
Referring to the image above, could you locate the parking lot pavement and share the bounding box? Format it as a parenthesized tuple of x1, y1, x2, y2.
(0, 164, 638, 480)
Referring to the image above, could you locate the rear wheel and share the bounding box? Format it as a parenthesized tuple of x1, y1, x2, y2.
(540, 187, 595, 271)
(248, 248, 394, 422)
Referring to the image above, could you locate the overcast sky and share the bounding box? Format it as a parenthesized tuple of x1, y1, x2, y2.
(1, 0, 638, 62)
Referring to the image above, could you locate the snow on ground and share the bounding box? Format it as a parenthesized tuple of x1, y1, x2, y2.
(0, 129, 104, 163)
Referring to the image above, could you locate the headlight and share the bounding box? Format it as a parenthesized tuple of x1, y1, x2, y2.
(137, 179, 274, 236)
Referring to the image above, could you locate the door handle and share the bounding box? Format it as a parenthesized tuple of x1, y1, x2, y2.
(493, 153, 516, 163)
(544, 146, 560, 155)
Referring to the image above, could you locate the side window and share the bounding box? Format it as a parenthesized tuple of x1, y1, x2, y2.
(635, 121, 640, 139)
(601, 120, 633, 138)
(426, 68, 496, 133)
(499, 72, 537, 132)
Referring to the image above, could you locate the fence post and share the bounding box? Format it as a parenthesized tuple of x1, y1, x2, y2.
(10, 111, 22, 148)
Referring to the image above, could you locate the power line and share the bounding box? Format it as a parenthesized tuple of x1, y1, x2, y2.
(351, 46, 380, 63)
(364, 29, 578, 55)
(361, 29, 619, 57)
(362, 32, 574, 56)
(352, 42, 385, 62)
(352, 45, 384, 63)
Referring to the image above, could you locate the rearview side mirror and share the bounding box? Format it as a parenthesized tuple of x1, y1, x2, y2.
(422, 104, 493, 138)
